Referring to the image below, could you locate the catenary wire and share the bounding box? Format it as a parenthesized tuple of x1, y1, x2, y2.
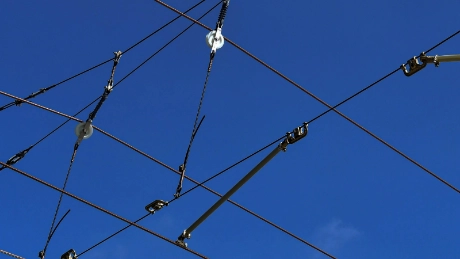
(0, 92, 335, 258)
(78, 135, 286, 257)
(0, 0, 207, 112)
(1, 162, 209, 259)
(153, 1, 460, 194)
(0, 1, 218, 171)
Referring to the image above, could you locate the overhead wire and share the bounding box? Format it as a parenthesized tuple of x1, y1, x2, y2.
(3, 2, 458, 257)
(0, 0, 217, 172)
(0, 249, 25, 259)
(1, 162, 209, 259)
(175, 0, 229, 198)
(153, 0, 460, 194)
(77, 135, 289, 258)
(0, 92, 335, 258)
(0, 0, 207, 113)
(40, 54, 122, 259)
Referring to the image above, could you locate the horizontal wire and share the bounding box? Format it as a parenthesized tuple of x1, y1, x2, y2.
(1, 162, 208, 259)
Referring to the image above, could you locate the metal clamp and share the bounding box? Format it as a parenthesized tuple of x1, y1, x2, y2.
(176, 230, 190, 247)
(401, 52, 428, 77)
(286, 123, 309, 145)
(61, 249, 77, 259)
(145, 200, 168, 214)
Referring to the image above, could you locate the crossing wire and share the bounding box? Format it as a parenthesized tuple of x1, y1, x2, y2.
(0, 0, 220, 172)
(0, 92, 336, 258)
(77, 135, 287, 257)
(0, 0, 207, 113)
(153, 0, 460, 194)
(1, 162, 209, 259)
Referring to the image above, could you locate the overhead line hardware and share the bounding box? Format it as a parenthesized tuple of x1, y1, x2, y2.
(0, 249, 26, 259)
(74, 51, 122, 146)
(401, 52, 460, 76)
(145, 200, 169, 214)
(60, 249, 78, 259)
(175, 0, 230, 198)
(1, 162, 209, 259)
(176, 123, 308, 248)
(0, 1, 207, 112)
(152, 2, 460, 196)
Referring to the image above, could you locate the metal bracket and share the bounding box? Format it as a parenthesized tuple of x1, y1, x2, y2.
(401, 52, 428, 77)
(176, 230, 190, 247)
(145, 199, 168, 214)
(286, 123, 309, 145)
(61, 249, 77, 259)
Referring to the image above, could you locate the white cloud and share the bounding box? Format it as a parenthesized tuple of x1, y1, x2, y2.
(311, 219, 360, 258)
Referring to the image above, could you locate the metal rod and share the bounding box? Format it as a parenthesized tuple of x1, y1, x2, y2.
(178, 139, 289, 244)
(435, 54, 460, 62)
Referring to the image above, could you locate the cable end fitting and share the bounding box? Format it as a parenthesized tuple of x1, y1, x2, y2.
(61, 249, 77, 259)
(176, 230, 191, 247)
(145, 200, 168, 214)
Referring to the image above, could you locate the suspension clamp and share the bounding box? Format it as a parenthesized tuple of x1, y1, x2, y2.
(284, 123, 309, 147)
(61, 249, 78, 259)
(176, 230, 190, 247)
(145, 200, 168, 214)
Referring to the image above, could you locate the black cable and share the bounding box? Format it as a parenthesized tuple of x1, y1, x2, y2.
(78, 213, 150, 257)
(175, 0, 228, 198)
(0, 1, 217, 173)
(40, 209, 71, 257)
(171, 136, 284, 202)
(0, 1, 207, 113)
(0, 59, 112, 112)
(77, 135, 282, 257)
(40, 146, 79, 259)
(0, 98, 101, 172)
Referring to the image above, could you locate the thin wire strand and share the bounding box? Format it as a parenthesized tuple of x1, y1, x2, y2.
(78, 136, 283, 256)
(171, 136, 285, 202)
(78, 213, 150, 257)
(1, 162, 208, 259)
(0, 59, 112, 112)
(0, 1, 207, 112)
(42, 148, 79, 257)
(153, 1, 460, 194)
(0, 249, 25, 259)
(42, 209, 71, 255)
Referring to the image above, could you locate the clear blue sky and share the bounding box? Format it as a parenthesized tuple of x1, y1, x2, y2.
(1, 1, 459, 258)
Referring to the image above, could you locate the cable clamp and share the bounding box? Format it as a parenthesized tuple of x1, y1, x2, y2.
(61, 249, 78, 259)
(401, 52, 428, 77)
(145, 199, 169, 214)
(285, 123, 309, 146)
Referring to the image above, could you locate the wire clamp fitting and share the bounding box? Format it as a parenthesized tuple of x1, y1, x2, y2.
(176, 230, 191, 247)
(401, 52, 428, 76)
(145, 200, 169, 214)
(61, 249, 78, 259)
(286, 123, 309, 145)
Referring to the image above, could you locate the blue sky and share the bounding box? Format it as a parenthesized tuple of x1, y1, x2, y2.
(1, 1, 459, 258)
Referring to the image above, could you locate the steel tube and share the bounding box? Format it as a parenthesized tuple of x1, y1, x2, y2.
(182, 140, 288, 238)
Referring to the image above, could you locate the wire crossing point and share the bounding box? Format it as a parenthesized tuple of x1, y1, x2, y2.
(175, 0, 231, 198)
(176, 123, 308, 248)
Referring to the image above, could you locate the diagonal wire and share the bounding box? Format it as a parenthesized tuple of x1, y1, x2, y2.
(1, 162, 208, 259)
(78, 213, 150, 257)
(77, 135, 287, 257)
(0, 0, 207, 112)
(0, 1, 216, 171)
(153, 1, 460, 194)
(41, 209, 71, 256)
(0, 249, 25, 259)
